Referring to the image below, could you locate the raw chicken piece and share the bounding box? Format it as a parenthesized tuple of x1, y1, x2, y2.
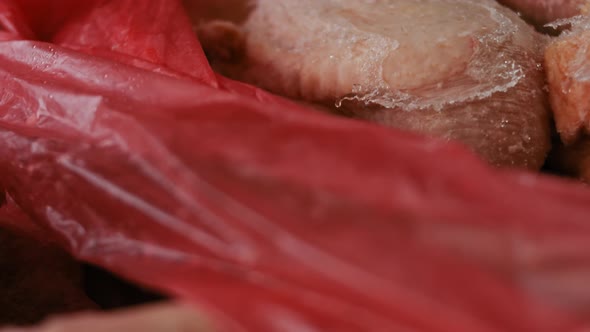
(545, 20, 590, 182)
(0, 303, 210, 332)
(191, 0, 551, 169)
(496, 0, 589, 27)
(545, 24, 590, 144)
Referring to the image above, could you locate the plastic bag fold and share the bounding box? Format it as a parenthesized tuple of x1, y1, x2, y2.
(2, 1, 590, 331)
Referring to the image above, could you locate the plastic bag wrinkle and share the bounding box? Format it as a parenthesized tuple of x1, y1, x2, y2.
(2, 1, 590, 331)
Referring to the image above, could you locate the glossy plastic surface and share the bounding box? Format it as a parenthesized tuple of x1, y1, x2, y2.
(1, 1, 590, 331)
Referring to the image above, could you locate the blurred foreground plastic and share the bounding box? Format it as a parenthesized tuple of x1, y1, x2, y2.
(2, 1, 590, 331)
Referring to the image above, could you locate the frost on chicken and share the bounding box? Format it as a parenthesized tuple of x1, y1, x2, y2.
(238, 0, 534, 111)
(195, 0, 551, 169)
(337, 1, 529, 112)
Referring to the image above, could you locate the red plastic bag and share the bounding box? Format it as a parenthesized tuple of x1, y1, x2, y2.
(2, 0, 590, 331)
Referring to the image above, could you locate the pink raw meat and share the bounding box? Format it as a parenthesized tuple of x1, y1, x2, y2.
(544, 16, 590, 182)
(193, 0, 551, 169)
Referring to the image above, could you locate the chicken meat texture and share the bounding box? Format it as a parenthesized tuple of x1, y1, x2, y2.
(189, 0, 551, 170)
(545, 23, 590, 145)
(545, 16, 590, 182)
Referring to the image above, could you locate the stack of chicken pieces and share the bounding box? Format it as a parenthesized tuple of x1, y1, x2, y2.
(193, 0, 590, 178)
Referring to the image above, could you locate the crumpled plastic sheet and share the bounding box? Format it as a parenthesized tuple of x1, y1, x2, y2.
(2, 1, 590, 331)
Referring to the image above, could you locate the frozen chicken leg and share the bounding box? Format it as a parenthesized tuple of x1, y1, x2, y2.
(192, 0, 551, 169)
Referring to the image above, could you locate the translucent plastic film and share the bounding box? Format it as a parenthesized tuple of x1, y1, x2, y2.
(2, 1, 590, 331)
